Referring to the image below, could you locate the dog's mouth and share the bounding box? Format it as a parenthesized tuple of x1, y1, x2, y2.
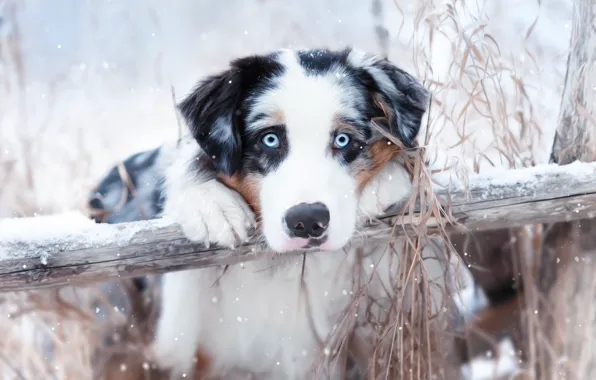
(266, 235, 330, 253)
(303, 236, 328, 249)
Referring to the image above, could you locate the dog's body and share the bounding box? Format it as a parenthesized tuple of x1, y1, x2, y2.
(91, 48, 434, 379)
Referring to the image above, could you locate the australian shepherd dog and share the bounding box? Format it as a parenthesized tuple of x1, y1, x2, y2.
(90, 47, 434, 379)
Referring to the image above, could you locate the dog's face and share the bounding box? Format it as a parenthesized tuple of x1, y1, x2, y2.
(179, 48, 428, 252)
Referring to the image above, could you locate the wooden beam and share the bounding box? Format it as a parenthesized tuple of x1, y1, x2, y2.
(1, 162, 595, 292)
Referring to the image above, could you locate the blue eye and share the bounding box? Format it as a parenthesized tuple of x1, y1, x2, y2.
(333, 133, 351, 149)
(261, 132, 280, 148)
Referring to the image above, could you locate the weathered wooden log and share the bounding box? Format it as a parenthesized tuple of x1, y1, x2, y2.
(0, 161, 595, 292)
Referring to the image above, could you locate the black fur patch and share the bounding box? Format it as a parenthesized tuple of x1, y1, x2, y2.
(296, 48, 351, 74)
(332, 132, 367, 165)
(242, 125, 289, 176)
(178, 54, 285, 177)
(89, 147, 164, 224)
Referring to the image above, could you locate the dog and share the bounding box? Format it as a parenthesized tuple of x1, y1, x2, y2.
(90, 47, 431, 379)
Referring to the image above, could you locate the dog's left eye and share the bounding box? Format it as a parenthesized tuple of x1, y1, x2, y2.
(333, 133, 351, 149)
(261, 132, 280, 149)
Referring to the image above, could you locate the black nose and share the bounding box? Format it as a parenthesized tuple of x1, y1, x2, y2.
(284, 202, 330, 238)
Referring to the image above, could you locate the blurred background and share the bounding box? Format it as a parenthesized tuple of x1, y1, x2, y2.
(0, 0, 575, 378)
(0, 0, 571, 218)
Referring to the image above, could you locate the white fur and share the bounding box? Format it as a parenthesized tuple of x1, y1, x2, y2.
(255, 50, 374, 252)
(357, 156, 412, 220)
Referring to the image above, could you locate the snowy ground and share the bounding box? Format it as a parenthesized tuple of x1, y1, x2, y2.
(0, 0, 575, 378)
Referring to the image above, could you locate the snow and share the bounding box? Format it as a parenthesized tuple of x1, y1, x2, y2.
(468, 160, 596, 188)
(432, 161, 596, 196)
(461, 339, 520, 380)
(448, 253, 489, 320)
(0, 211, 100, 245)
(0, 211, 175, 261)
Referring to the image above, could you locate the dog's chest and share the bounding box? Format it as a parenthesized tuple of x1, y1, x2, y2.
(196, 250, 362, 377)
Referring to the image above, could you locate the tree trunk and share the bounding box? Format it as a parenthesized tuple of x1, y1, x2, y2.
(536, 0, 596, 378)
(550, 0, 596, 165)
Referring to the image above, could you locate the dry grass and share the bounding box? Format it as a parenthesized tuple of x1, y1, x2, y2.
(0, 0, 586, 379)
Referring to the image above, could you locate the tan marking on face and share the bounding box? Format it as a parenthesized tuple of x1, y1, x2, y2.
(261, 109, 285, 127)
(217, 173, 261, 216)
(355, 140, 401, 192)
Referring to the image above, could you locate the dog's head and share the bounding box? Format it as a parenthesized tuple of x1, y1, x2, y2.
(179, 48, 428, 252)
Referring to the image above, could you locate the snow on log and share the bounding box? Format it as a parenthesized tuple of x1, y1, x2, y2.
(0, 161, 596, 292)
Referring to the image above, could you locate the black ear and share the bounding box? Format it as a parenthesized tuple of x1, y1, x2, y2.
(353, 52, 429, 148)
(178, 55, 284, 175)
(178, 68, 245, 176)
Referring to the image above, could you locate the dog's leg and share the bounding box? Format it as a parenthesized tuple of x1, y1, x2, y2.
(151, 269, 206, 375)
(151, 143, 255, 376)
(358, 159, 412, 219)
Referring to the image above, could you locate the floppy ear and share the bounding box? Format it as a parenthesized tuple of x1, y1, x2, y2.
(352, 51, 429, 148)
(178, 69, 244, 176)
(179, 55, 284, 175)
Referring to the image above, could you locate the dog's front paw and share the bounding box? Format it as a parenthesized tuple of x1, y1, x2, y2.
(358, 160, 412, 220)
(164, 179, 255, 248)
